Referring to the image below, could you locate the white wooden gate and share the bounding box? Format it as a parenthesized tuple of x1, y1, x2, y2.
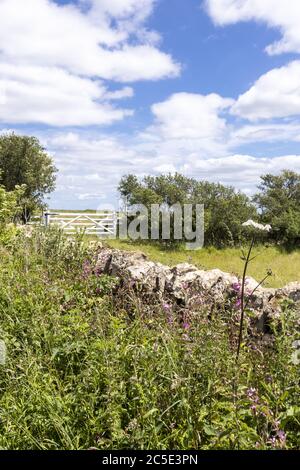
(44, 212, 118, 237)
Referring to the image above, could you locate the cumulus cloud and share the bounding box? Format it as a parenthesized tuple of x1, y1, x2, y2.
(151, 92, 233, 139)
(231, 61, 300, 121)
(146, 91, 300, 155)
(0, 0, 179, 126)
(0, 0, 179, 79)
(230, 121, 300, 147)
(87, 0, 155, 19)
(205, 0, 300, 55)
(185, 154, 300, 189)
(0, 63, 133, 126)
(144, 92, 234, 156)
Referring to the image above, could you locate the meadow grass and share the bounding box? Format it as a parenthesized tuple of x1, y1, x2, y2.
(106, 239, 300, 288)
(0, 228, 299, 449)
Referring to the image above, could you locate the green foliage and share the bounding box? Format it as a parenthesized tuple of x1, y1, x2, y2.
(0, 133, 57, 221)
(0, 183, 25, 244)
(254, 170, 300, 245)
(119, 173, 256, 247)
(0, 228, 299, 449)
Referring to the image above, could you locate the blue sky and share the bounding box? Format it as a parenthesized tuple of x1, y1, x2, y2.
(1, 0, 300, 209)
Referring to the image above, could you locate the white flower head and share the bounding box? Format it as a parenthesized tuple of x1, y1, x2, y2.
(242, 220, 272, 232)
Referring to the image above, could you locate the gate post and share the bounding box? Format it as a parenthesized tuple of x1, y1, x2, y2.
(113, 211, 118, 238)
(45, 212, 51, 227)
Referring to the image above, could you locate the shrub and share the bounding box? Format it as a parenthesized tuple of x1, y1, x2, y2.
(0, 184, 25, 244)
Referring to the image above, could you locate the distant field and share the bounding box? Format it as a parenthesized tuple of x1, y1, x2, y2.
(50, 209, 97, 213)
(105, 239, 300, 288)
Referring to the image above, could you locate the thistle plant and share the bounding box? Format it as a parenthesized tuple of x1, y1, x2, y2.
(236, 220, 272, 360)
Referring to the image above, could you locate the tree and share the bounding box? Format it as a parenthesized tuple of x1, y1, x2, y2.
(118, 173, 257, 247)
(254, 170, 300, 245)
(0, 183, 25, 243)
(0, 133, 57, 221)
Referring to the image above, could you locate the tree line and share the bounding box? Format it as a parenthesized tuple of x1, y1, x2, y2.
(119, 171, 300, 247)
(0, 133, 299, 247)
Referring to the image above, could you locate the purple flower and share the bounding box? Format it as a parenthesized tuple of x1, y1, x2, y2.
(232, 282, 241, 293)
(182, 333, 190, 341)
(277, 430, 286, 444)
(94, 265, 102, 276)
(247, 387, 258, 400)
(269, 436, 277, 447)
(162, 302, 171, 312)
(82, 260, 92, 279)
(182, 322, 190, 330)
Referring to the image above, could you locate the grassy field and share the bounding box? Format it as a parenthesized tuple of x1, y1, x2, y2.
(106, 240, 300, 288)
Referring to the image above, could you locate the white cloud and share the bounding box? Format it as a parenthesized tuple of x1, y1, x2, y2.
(230, 121, 300, 146)
(0, 0, 179, 126)
(78, 192, 105, 201)
(205, 0, 300, 55)
(231, 61, 300, 121)
(0, 63, 133, 126)
(147, 82, 300, 161)
(104, 86, 134, 100)
(0, 0, 179, 81)
(151, 92, 233, 140)
(87, 0, 155, 19)
(187, 154, 300, 188)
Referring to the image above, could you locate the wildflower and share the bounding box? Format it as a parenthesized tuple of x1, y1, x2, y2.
(232, 282, 241, 292)
(277, 430, 286, 445)
(247, 387, 257, 398)
(247, 387, 259, 403)
(94, 265, 102, 276)
(182, 322, 190, 330)
(182, 333, 190, 341)
(242, 220, 272, 232)
(82, 260, 92, 279)
(162, 302, 171, 312)
(268, 436, 277, 447)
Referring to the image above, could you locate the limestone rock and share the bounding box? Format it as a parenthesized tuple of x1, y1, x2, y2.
(95, 247, 300, 331)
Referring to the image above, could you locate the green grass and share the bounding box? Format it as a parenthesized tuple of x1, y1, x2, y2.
(0, 228, 299, 449)
(105, 240, 300, 288)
